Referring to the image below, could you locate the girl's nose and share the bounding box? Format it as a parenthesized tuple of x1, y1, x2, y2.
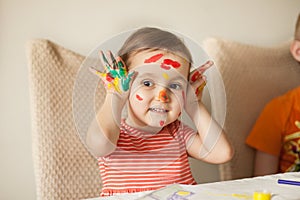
(157, 89, 170, 103)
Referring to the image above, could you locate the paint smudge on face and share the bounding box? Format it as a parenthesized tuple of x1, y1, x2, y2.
(162, 73, 169, 80)
(144, 53, 164, 63)
(160, 63, 171, 70)
(160, 59, 181, 70)
(136, 94, 143, 101)
(159, 89, 169, 102)
(160, 120, 165, 126)
(163, 59, 181, 68)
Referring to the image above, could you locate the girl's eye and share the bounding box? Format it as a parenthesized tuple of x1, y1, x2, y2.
(169, 83, 182, 90)
(143, 80, 154, 87)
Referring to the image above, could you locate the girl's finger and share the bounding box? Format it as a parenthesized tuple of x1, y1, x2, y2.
(89, 67, 102, 76)
(198, 60, 214, 73)
(100, 50, 111, 72)
(189, 60, 213, 83)
(109, 51, 118, 69)
(116, 56, 127, 76)
(191, 75, 207, 89)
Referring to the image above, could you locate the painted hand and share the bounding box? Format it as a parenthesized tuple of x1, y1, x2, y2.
(189, 60, 213, 100)
(185, 60, 213, 116)
(90, 50, 136, 99)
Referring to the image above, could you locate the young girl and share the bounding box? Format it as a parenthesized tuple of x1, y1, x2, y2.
(86, 27, 233, 196)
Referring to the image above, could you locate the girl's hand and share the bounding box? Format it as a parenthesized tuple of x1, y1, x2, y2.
(89, 50, 136, 102)
(185, 60, 213, 116)
(189, 60, 213, 100)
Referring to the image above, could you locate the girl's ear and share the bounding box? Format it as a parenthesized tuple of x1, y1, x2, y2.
(290, 40, 300, 62)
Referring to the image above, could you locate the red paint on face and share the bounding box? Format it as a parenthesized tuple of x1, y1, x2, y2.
(136, 94, 143, 101)
(144, 53, 164, 63)
(163, 59, 181, 68)
(160, 63, 171, 70)
(160, 121, 165, 126)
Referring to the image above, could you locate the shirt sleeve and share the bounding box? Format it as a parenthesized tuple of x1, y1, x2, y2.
(246, 95, 290, 156)
(180, 121, 197, 148)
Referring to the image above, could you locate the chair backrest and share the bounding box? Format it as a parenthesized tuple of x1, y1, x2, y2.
(202, 37, 300, 180)
(27, 39, 102, 199)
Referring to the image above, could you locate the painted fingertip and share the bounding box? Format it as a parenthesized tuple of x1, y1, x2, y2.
(89, 67, 96, 73)
(109, 51, 117, 69)
(100, 51, 109, 64)
(206, 60, 213, 65)
(116, 57, 125, 68)
(128, 71, 136, 79)
(190, 70, 201, 83)
(89, 67, 101, 76)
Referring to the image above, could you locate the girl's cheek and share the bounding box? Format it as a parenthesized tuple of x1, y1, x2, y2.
(169, 90, 185, 109)
(135, 94, 143, 101)
(132, 89, 149, 103)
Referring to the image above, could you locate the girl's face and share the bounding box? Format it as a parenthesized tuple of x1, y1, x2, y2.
(126, 50, 190, 132)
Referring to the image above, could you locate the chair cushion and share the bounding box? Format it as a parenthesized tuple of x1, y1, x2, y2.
(27, 39, 102, 199)
(202, 37, 300, 180)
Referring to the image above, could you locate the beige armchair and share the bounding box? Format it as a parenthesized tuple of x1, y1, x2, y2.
(27, 39, 102, 200)
(202, 37, 300, 180)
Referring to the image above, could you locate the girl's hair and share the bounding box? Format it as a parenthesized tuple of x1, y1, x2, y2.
(118, 27, 193, 67)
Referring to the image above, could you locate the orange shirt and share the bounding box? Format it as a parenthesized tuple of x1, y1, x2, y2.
(98, 119, 197, 196)
(246, 87, 300, 172)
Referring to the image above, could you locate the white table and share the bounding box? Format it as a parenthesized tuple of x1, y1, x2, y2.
(87, 172, 300, 200)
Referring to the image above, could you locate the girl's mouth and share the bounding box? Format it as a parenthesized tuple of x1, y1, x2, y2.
(148, 107, 169, 113)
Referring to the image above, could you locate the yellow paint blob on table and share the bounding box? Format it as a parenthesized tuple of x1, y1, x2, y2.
(253, 191, 271, 200)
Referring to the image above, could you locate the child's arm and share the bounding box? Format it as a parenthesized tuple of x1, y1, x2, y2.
(185, 61, 234, 164)
(86, 93, 123, 157)
(86, 51, 136, 157)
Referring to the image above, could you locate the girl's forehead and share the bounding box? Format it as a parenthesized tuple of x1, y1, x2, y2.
(133, 63, 187, 82)
(129, 50, 190, 78)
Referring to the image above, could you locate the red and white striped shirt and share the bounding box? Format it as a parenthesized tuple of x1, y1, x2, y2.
(98, 119, 197, 196)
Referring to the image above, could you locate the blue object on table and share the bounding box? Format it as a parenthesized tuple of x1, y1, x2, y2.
(278, 179, 300, 186)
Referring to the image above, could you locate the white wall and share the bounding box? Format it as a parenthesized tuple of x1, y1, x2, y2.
(0, 0, 299, 199)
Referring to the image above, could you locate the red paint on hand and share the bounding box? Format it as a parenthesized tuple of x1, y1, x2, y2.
(106, 73, 114, 82)
(190, 71, 200, 82)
